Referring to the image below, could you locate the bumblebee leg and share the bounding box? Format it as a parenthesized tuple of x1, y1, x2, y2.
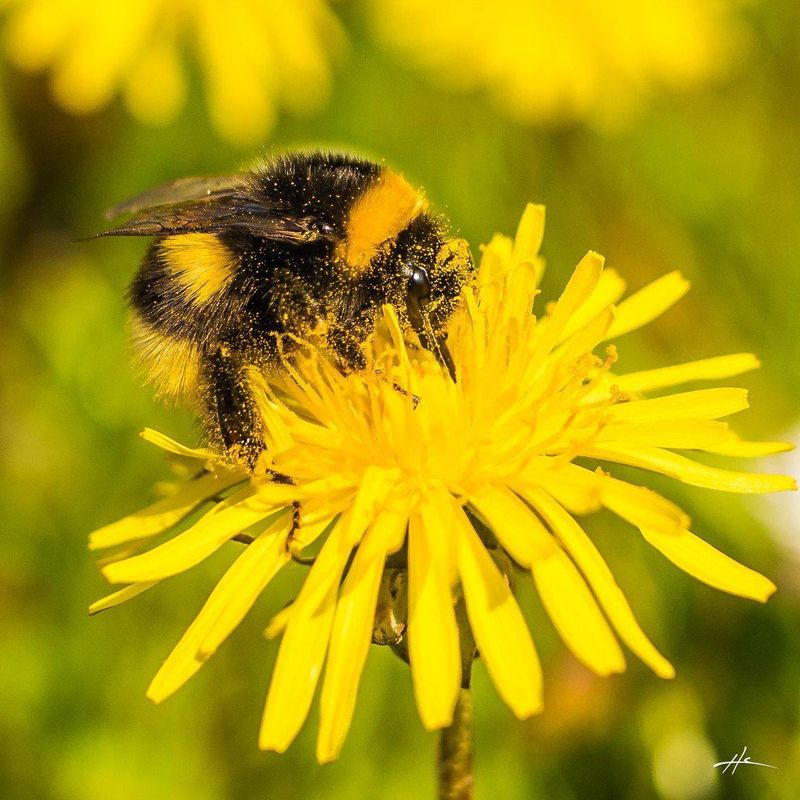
(286, 501, 317, 565)
(328, 322, 423, 406)
(326, 322, 368, 372)
(206, 346, 264, 469)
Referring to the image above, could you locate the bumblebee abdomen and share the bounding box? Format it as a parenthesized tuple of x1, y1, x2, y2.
(128, 232, 243, 400)
(160, 233, 239, 305)
(129, 313, 203, 402)
(130, 234, 240, 332)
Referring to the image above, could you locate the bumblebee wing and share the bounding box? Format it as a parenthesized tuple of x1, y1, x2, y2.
(103, 174, 244, 220)
(99, 192, 325, 244)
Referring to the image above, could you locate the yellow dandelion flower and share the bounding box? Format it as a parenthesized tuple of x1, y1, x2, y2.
(1, 0, 344, 145)
(90, 204, 794, 763)
(367, 0, 743, 127)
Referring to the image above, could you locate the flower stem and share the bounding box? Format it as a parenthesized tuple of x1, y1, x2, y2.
(438, 688, 474, 800)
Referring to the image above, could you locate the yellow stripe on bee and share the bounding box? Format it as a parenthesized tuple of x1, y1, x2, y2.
(161, 233, 238, 304)
(339, 169, 428, 273)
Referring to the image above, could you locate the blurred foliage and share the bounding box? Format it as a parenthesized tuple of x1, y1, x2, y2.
(0, 1, 798, 799)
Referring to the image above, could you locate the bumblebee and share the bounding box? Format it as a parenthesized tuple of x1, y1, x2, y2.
(102, 151, 474, 466)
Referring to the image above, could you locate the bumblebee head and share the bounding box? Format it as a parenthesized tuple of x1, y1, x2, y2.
(381, 217, 473, 379)
(405, 236, 472, 331)
(332, 165, 474, 377)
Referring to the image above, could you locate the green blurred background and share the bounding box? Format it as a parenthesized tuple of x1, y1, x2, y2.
(0, 1, 798, 798)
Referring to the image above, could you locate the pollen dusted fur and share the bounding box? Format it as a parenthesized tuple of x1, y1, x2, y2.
(111, 151, 474, 464)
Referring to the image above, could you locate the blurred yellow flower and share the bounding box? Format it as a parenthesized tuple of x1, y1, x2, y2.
(90, 204, 794, 761)
(368, 0, 743, 127)
(0, 0, 344, 145)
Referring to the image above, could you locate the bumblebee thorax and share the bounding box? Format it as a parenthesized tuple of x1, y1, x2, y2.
(336, 169, 428, 276)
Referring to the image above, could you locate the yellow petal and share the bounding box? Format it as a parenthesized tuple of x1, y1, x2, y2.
(277, 474, 351, 502)
(532, 553, 626, 677)
(147, 517, 291, 703)
(536, 251, 605, 351)
(259, 525, 349, 752)
(454, 504, 542, 718)
(422, 488, 459, 584)
(197, 7, 276, 148)
(606, 271, 690, 339)
(501, 256, 541, 327)
(523, 461, 603, 515)
(641, 528, 776, 602)
(497, 473, 641, 674)
(195, 534, 291, 662)
(291, 512, 338, 556)
(317, 532, 386, 763)
(521, 487, 675, 679)
(382, 303, 415, 376)
(503, 204, 546, 322)
(560, 268, 627, 342)
(264, 603, 293, 640)
(338, 465, 397, 547)
(88, 581, 159, 615)
(357, 494, 411, 561)
(260, 581, 339, 753)
(606, 388, 749, 422)
(288, 511, 356, 618)
(703, 439, 795, 457)
(597, 419, 731, 449)
(102, 488, 279, 584)
(616, 353, 761, 393)
(481, 479, 624, 677)
(93, 541, 144, 568)
(253, 391, 298, 455)
(549, 307, 615, 374)
(468, 486, 557, 567)
(526, 251, 603, 367)
(598, 473, 690, 534)
(588, 443, 797, 494)
(407, 497, 460, 730)
(511, 203, 546, 272)
(89, 471, 242, 551)
(140, 428, 215, 459)
(477, 233, 514, 308)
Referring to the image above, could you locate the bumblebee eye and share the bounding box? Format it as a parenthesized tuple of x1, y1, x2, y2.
(408, 266, 431, 301)
(312, 218, 335, 236)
